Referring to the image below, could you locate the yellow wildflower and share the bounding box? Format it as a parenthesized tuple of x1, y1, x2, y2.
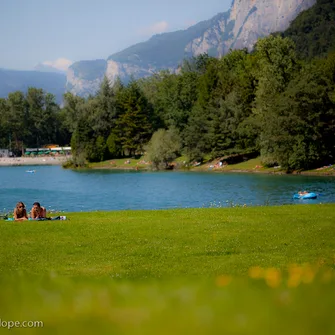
(265, 268, 282, 288)
(248, 266, 264, 279)
(216, 275, 232, 287)
(287, 264, 303, 288)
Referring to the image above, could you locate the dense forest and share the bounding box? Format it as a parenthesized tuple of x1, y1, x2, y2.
(280, 0, 335, 59)
(0, 0, 334, 171)
(0, 88, 70, 151)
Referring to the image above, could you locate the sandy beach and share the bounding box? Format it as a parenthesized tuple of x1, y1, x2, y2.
(0, 156, 71, 166)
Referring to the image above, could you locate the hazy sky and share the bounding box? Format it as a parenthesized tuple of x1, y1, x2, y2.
(0, 0, 232, 71)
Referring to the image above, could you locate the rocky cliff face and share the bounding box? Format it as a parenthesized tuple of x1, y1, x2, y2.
(185, 0, 316, 56)
(66, 0, 317, 97)
(105, 60, 155, 84)
(227, 0, 316, 51)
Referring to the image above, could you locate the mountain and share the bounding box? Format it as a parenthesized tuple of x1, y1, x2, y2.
(0, 0, 318, 100)
(33, 63, 66, 74)
(0, 69, 66, 104)
(66, 0, 317, 97)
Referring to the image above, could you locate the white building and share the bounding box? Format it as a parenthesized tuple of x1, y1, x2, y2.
(0, 149, 13, 157)
(24, 147, 71, 155)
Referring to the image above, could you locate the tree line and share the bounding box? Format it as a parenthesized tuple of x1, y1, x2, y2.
(0, 88, 70, 152)
(0, 35, 335, 171)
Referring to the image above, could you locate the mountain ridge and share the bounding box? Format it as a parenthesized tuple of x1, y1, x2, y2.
(0, 0, 318, 100)
(66, 0, 316, 97)
(33, 63, 67, 74)
(0, 69, 66, 104)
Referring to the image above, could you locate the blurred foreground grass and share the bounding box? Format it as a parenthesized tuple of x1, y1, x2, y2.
(1, 268, 334, 335)
(0, 205, 334, 334)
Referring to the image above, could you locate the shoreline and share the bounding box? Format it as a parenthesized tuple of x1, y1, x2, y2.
(91, 165, 335, 176)
(1, 156, 334, 176)
(0, 156, 71, 166)
(194, 167, 335, 176)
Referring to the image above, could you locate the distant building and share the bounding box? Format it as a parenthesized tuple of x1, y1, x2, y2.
(0, 149, 13, 157)
(50, 147, 71, 154)
(24, 147, 71, 155)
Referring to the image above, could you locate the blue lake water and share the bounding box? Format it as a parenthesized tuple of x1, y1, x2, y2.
(0, 165, 335, 213)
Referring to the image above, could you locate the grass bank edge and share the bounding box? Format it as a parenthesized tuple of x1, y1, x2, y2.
(85, 156, 335, 176)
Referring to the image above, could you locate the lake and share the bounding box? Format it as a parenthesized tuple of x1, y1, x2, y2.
(1, 165, 335, 213)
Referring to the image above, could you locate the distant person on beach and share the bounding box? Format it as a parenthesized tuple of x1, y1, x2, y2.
(13, 202, 28, 221)
(30, 202, 47, 219)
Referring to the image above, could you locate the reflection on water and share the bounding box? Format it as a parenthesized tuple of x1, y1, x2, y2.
(0, 165, 334, 213)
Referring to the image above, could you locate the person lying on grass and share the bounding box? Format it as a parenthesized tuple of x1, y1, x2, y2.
(13, 201, 28, 221)
(30, 202, 47, 219)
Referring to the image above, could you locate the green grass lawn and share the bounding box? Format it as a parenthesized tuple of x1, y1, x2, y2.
(304, 166, 335, 175)
(88, 156, 150, 170)
(88, 156, 272, 172)
(0, 205, 334, 334)
(195, 157, 284, 173)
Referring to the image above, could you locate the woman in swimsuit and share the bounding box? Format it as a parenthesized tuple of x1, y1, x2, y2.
(13, 202, 28, 221)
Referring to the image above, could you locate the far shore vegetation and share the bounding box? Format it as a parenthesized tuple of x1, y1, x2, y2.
(87, 155, 335, 176)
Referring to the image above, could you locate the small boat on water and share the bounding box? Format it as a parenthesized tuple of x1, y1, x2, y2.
(293, 192, 317, 199)
(26, 170, 36, 173)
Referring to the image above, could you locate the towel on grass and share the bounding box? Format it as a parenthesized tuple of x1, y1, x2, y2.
(5, 216, 67, 221)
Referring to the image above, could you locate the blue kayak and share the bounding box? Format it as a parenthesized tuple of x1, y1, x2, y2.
(293, 192, 317, 199)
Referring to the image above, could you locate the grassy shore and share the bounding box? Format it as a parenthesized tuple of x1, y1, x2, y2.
(88, 156, 335, 176)
(0, 205, 335, 334)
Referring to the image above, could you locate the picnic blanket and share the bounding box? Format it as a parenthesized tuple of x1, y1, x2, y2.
(5, 216, 67, 221)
